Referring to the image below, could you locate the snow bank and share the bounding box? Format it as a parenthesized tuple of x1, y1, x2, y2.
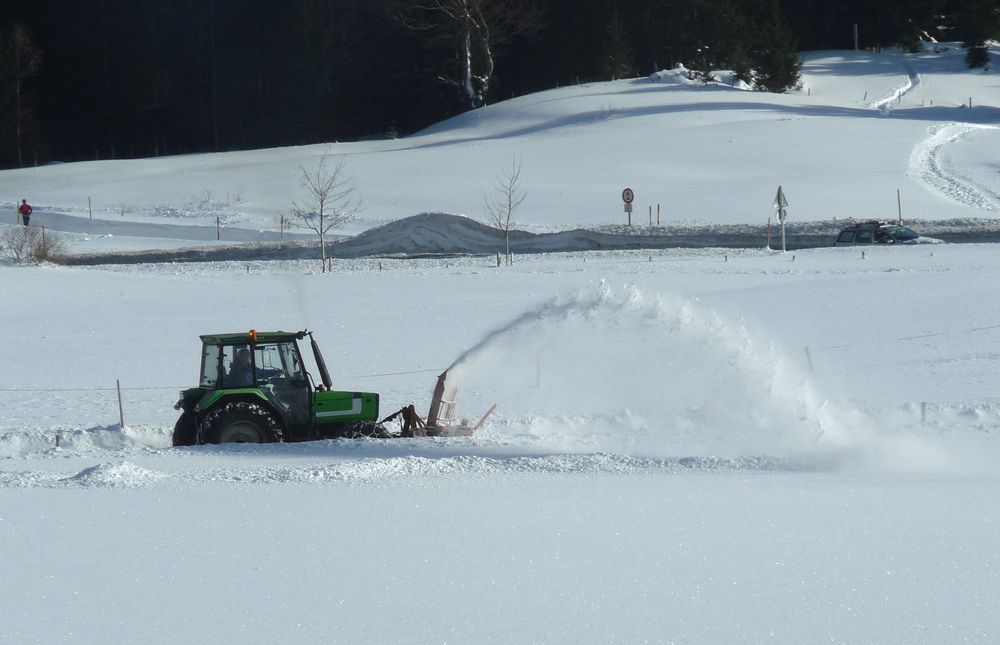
(65, 461, 168, 488)
(0, 424, 171, 458)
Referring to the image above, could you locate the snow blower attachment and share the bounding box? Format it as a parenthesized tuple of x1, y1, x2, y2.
(381, 370, 497, 437)
(172, 329, 495, 446)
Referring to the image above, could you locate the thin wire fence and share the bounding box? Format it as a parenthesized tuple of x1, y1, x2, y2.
(0, 367, 446, 393)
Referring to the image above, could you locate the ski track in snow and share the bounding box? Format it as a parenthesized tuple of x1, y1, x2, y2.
(868, 56, 921, 115)
(910, 123, 1000, 213)
(858, 53, 1000, 215)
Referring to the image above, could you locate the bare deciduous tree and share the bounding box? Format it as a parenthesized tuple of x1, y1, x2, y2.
(398, 0, 542, 108)
(484, 155, 525, 265)
(291, 155, 362, 273)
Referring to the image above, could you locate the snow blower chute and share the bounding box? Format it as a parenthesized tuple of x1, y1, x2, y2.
(380, 369, 497, 437)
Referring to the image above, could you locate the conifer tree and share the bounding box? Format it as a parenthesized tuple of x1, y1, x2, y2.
(602, 6, 636, 80)
(951, 0, 999, 69)
(710, 0, 753, 86)
(752, 0, 801, 93)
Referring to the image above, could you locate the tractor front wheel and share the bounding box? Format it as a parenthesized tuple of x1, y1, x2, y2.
(202, 402, 281, 444)
(172, 412, 198, 447)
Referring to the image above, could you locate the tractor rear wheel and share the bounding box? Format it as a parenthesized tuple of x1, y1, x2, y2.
(202, 402, 281, 444)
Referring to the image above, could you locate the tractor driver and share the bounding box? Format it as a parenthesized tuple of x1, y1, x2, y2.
(228, 348, 283, 387)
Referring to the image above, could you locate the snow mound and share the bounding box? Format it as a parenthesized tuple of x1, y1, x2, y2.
(65, 461, 168, 488)
(648, 65, 751, 90)
(0, 425, 171, 458)
(330, 212, 833, 258)
(335, 212, 504, 256)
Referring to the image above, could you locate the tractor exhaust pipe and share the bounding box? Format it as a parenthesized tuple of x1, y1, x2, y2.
(309, 333, 333, 390)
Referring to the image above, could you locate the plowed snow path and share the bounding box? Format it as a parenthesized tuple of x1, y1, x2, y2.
(910, 123, 1000, 212)
(0, 454, 818, 489)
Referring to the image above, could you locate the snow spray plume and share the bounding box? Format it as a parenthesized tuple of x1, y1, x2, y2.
(446, 282, 851, 460)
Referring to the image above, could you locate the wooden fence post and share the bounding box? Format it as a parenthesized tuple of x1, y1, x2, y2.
(116, 379, 125, 428)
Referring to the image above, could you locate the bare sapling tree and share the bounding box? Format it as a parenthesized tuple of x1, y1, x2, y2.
(484, 155, 525, 265)
(0, 226, 67, 264)
(290, 155, 362, 273)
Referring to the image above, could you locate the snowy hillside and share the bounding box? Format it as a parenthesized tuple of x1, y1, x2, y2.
(1, 44, 998, 245)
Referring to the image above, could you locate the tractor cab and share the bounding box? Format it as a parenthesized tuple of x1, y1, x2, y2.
(199, 332, 313, 434)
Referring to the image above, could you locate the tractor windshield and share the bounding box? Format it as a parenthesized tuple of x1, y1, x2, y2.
(276, 342, 305, 379)
(200, 341, 306, 389)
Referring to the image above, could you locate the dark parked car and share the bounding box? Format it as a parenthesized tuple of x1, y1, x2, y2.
(834, 221, 942, 246)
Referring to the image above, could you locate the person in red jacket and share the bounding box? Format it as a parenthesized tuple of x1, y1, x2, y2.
(17, 199, 32, 226)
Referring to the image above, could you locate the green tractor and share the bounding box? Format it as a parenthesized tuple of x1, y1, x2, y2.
(172, 330, 492, 446)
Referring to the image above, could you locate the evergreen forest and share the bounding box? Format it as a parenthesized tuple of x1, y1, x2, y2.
(1, 0, 997, 169)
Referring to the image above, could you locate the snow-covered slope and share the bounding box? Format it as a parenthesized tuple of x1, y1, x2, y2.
(1, 45, 997, 242)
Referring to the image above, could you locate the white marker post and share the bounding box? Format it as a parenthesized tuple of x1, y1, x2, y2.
(622, 187, 634, 226)
(773, 185, 789, 253)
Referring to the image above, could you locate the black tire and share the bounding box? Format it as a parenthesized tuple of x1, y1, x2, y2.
(172, 412, 198, 447)
(201, 401, 282, 444)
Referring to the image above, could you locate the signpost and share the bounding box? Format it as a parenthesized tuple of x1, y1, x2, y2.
(773, 185, 789, 253)
(622, 188, 634, 226)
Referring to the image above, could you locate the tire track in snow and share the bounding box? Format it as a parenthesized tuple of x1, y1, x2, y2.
(910, 123, 1000, 213)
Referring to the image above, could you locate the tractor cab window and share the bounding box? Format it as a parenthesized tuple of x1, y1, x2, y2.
(220, 345, 251, 388)
(200, 344, 222, 388)
(277, 342, 305, 380)
(258, 341, 310, 427)
(252, 342, 302, 379)
(200, 340, 305, 390)
(255, 344, 281, 372)
(229, 344, 284, 388)
(200, 344, 253, 388)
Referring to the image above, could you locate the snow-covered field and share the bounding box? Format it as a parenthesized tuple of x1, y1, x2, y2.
(2, 45, 1000, 644)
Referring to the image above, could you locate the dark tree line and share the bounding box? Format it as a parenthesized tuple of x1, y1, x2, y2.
(1, 0, 997, 169)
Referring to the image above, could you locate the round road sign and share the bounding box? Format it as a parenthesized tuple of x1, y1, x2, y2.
(622, 188, 634, 204)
